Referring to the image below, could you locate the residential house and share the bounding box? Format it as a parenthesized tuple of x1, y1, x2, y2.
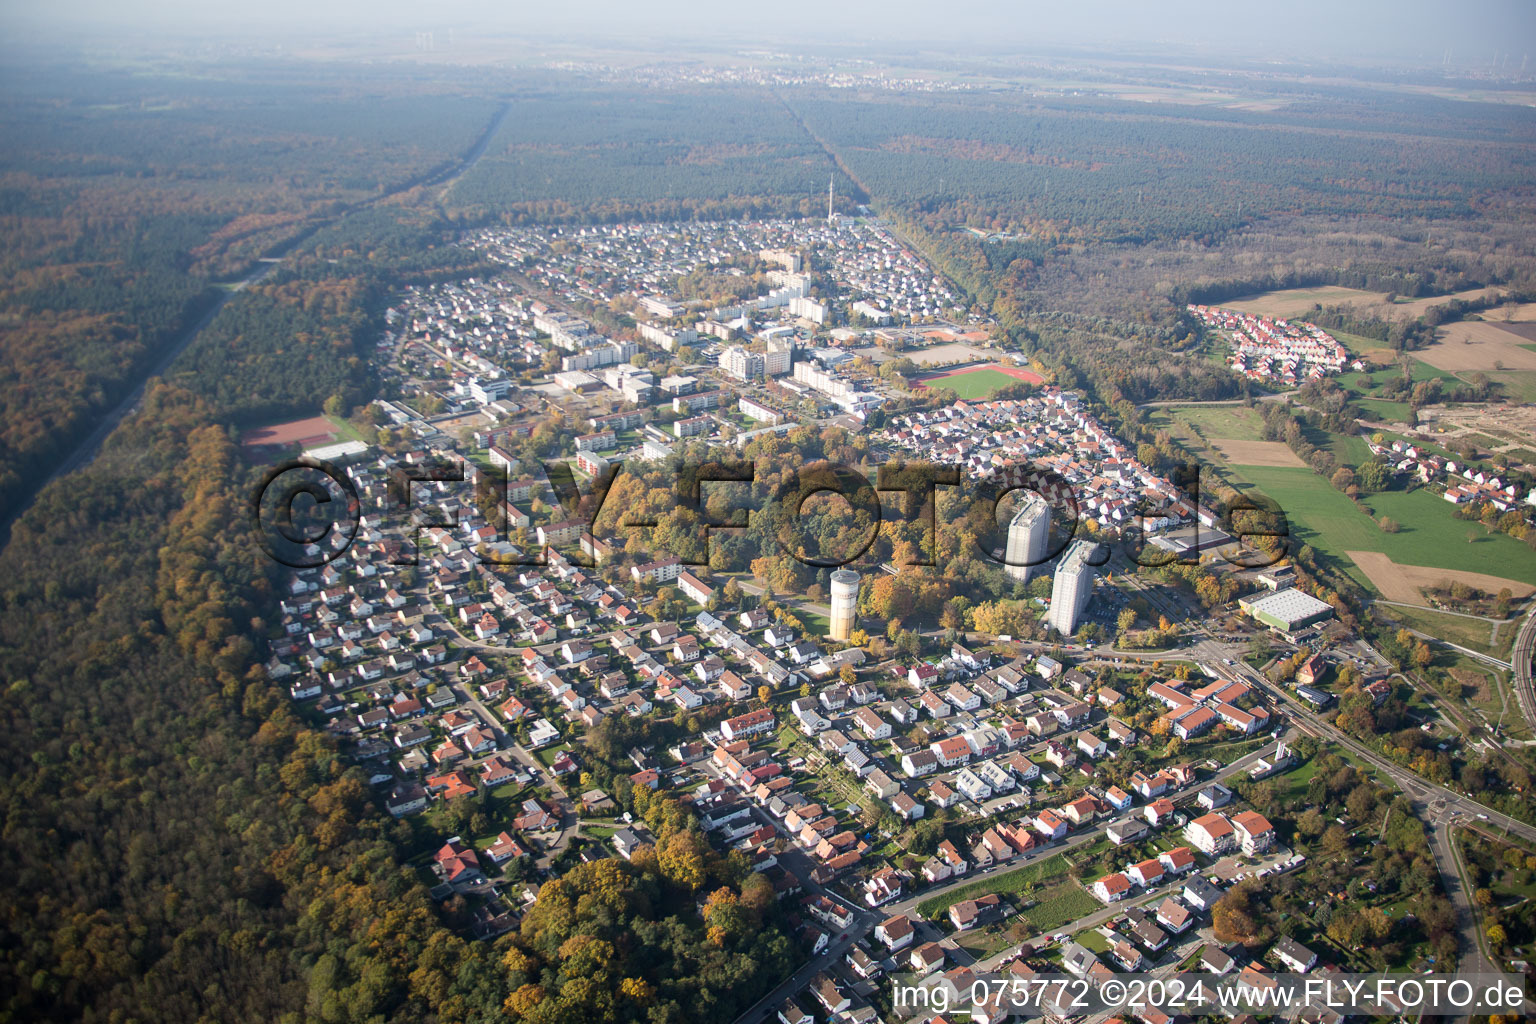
(1185, 813, 1236, 856)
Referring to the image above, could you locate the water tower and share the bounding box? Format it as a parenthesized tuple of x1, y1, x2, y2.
(829, 569, 860, 641)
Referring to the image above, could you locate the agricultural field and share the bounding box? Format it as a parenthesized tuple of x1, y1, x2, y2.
(1225, 286, 1507, 323)
(1238, 465, 1536, 592)
(1349, 550, 1536, 607)
(1160, 403, 1269, 441)
(1418, 320, 1536, 372)
(1224, 286, 1390, 320)
(1209, 438, 1306, 468)
(1482, 370, 1536, 404)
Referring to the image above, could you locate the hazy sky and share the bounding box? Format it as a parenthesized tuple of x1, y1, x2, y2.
(5, 0, 1534, 66)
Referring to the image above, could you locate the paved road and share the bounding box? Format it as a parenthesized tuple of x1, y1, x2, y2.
(1428, 811, 1496, 978)
(730, 733, 1288, 1024)
(1104, 564, 1535, 994)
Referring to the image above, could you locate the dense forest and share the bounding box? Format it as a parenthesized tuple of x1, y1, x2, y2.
(446, 85, 856, 224)
(0, 63, 500, 526)
(790, 88, 1536, 244)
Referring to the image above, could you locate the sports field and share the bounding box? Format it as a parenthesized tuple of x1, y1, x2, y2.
(918, 364, 1045, 399)
(1239, 465, 1536, 591)
(239, 415, 338, 460)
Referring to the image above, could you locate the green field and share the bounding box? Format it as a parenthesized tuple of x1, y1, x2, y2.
(324, 413, 369, 444)
(1326, 430, 1374, 467)
(798, 609, 831, 636)
(1337, 356, 1460, 424)
(1485, 370, 1536, 404)
(1162, 403, 1268, 441)
(1017, 883, 1099, 933)
(925, 368, 1024, 400)
(916, 853, 1072, 919)
(1374, 604, 1513, 660)
(1238, 467, 1536, 590)
(1356, 399, 1414, 424)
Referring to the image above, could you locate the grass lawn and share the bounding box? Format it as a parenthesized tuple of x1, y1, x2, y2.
(926, 368, 1024, 400)
(798, 609, 831, 635)
(1277, 759, 1321, 803)
(1164, 404, 1268, 442)
(1374, 604, 1509, 659)
(916, 853, 1073, 919)
(1486, 370, 1536, 404)
(1429, 652, 1526, 740)
(324, 413, 369, 444)
(534, 744, 571, 768)
(1018, 883, 1099, 933)
(1075, 928, 1111, 953)
(489, 782, 527, 803)
(955, 924, 1020, 960)
(1237, 466, 1536, 590)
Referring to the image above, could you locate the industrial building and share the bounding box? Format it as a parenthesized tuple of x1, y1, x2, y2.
(1238, 588, 1334, 632)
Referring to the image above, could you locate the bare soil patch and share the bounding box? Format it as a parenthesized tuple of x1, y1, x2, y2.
(905, 342, 993, 366)
(1347, 549, 1536, 605)
(1417, 321, 1536, 372)
(1208, 438, 1306, 467)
